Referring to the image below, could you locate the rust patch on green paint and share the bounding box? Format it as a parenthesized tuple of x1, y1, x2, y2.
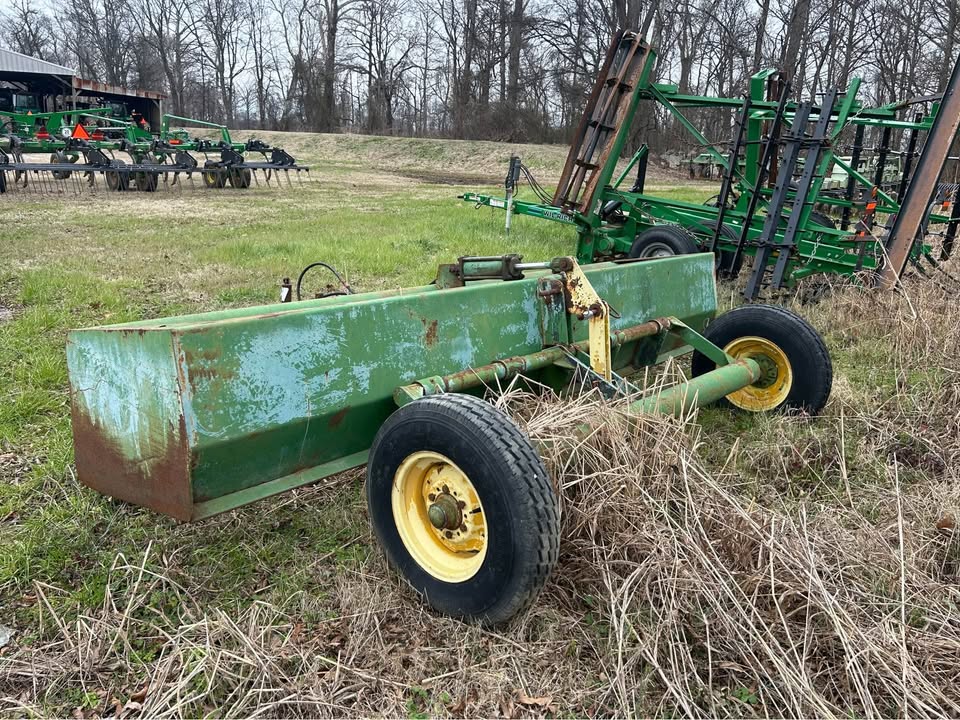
(328, 406, 350, 429)
(190, 366, 235, 382)
(424, 319, 439, 347)
(184, 347, 222, 363)
(71, 398, 194, 522)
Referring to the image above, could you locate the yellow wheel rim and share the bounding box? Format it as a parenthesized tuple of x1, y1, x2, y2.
(391, 451, 488, 583)
(723, 336, 793, 411)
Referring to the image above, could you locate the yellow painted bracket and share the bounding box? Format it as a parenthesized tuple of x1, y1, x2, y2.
(564, 261, 612, 381)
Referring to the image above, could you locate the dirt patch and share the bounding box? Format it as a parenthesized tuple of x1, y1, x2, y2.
(0, 307, 15, 323)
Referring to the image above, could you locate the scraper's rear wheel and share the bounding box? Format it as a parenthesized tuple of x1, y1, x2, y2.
(691, 304, 832, 414)
(367, 394, 559, 625)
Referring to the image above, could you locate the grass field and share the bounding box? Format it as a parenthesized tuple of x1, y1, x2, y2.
(2, 133, 960, 718)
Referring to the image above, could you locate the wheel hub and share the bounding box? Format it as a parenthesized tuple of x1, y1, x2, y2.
(391, 451, 488, 582)
(427, 493, 461, 530)
(752, 353, 780, 388)
(722, 336, 793, 411)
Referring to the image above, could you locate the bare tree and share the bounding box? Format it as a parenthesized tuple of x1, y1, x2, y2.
(64, 0, 132, 85)
(319, 0, 361, 130)
(272, 0, 325, 129)
(248, 0, 277, 128)
(779, 0, 811, 88)
(4, 0, 62, 62)
(130, 0, 196, 111)
(4, 0, 957, 146)
(190, 0, 249, 123)
(348, 0, 416, 133)
(506, 0, 525, 107)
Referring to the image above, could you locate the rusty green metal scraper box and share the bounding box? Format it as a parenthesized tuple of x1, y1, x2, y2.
(66, 255, 716, 521)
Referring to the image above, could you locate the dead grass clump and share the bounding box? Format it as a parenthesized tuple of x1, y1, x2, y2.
(496, 388, 960, 718)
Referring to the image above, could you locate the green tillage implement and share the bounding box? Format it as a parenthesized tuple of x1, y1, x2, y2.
(67, 253, 833, 624)
(0, 107, 115, 138)
(462, 30, 959, 298)
(0, 111, 308, 193)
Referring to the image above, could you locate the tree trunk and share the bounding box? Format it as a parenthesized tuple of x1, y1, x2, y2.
(940, 0, 959, 90)
(752, 0, 770, 73)
(780, 0, 811, 85)
(322, 0, 339, 132)
(507, 0, 522, 107)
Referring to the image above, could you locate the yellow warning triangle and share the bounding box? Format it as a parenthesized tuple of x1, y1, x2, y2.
(72, 123, 90, 140)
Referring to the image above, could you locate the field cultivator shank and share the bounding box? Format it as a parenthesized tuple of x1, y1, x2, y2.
(67, 251, 833, 624)
(461, 30, 960, 297)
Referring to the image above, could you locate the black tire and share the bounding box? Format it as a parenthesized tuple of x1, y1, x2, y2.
(0, 171, 6, 194)
(105, 164, 129, 192)
(691, 304, 832, 414)
(203, 164, 227, 189)
(367, 394, 559, 625)
(629, 225, 699, 259)
(51, 151, 72, 180)
(808, 211, 837, 229)
(693, 220, 745, 277)
(229, 168, 252, 189)
(135, 170, 159, 192)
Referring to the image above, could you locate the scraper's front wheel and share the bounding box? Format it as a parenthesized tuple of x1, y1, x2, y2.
(366, 394, 559, 625)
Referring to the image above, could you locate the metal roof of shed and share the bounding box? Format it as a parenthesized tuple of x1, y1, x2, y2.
(0, 48, 166, 101)
(0, 48, 75, 76)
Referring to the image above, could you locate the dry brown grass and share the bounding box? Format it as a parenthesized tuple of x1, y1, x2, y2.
(4, 277, 960, 718)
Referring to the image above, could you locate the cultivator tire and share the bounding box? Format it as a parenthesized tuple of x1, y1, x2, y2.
(629, 225, 699, 259)
(203, 169, 226, 189)
(809, 211, 837, 229)
(696, 220, 744, 277)
(691, 304, 833, 414)
(135, 172, 159, 192)
(50, 151, 74, 180)
(366, 394, 559, 625)
(229, 168, 252, 189)
(105, 168, 129, 192)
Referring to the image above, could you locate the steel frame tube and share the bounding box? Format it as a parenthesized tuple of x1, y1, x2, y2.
(627, 358, 761, 416)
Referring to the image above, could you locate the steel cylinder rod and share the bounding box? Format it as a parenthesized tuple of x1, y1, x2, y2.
(395, 318, 673, 405)
(395, 314, 763, 419)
